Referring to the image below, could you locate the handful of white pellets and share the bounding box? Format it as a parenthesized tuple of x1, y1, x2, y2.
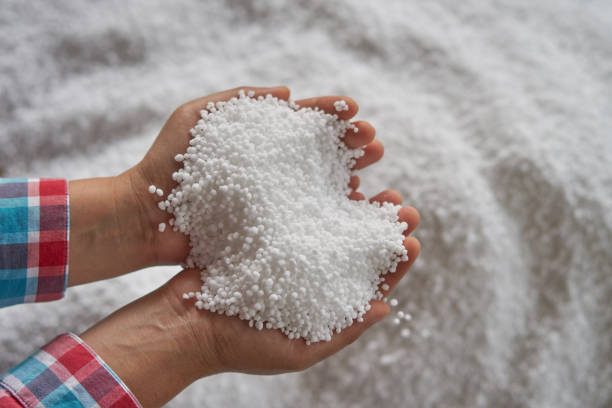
(150, 91, 408, 343)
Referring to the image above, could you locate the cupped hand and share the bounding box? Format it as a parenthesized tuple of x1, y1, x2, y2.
(162, 195, 420, 376)
(81, 206, 419, 407)
(133, 86, 422, 375)
(125, 86, 387, 266)
(80, 86, 422, 406)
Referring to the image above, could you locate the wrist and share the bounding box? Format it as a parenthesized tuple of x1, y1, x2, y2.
(125, 163, 190, 265)
(80, 282, 219, 407)
(67, 174, 156, 285)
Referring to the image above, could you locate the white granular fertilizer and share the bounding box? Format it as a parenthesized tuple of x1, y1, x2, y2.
(334, 99, 349, 112)
(158, 91, 408, 343)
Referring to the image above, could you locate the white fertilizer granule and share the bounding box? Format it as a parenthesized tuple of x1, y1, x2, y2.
(334, 99, 349, 112)
(158, 91, 408, 343)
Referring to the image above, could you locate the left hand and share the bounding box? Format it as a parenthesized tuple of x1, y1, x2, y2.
(67, 86, 388, 285)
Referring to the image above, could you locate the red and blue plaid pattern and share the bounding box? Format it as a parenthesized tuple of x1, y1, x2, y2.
(0, 178, 69, 307)
(0, 333, 141, 407)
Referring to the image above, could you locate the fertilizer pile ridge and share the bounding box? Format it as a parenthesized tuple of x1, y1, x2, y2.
(156, 91, 408, 343)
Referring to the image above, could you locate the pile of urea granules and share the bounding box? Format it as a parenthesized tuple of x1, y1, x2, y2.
(151, 91, 408, 343)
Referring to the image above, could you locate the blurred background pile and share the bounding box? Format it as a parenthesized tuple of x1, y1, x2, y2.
(1, 1, 611, 407)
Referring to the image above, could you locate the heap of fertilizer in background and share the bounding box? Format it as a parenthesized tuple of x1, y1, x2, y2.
(151, 91, 408, 343)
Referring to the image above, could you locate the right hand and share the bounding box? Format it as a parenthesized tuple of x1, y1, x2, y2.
(165, 204, 420, 375)
(80, 205, 419, 407)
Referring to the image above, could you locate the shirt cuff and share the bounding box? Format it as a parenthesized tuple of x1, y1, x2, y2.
(0, 333, 142, 408)
(0, 178, 69, 307)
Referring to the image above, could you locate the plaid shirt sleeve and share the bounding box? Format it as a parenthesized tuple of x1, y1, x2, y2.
(0, 333, 142, 408)
(0, 178, 69, 308)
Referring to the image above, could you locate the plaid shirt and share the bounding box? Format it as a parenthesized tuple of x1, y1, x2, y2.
(0, 178, 69, 307)
(1, 179, 141, 407)
(0, 334, 141, 408)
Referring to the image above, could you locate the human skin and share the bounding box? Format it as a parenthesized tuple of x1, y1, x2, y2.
(68, 86, 421, 407)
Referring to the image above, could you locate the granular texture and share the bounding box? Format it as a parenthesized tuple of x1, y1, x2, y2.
(159, 91, 408, 343)
(334, 100, 349, 112)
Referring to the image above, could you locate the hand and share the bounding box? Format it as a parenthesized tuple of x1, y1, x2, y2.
(67, 86, 395, 285)
(166, 205, 420, 376)
(77, 86, 421, 407)
(129, 86, 389, 264)
(80, 202, 420, 407)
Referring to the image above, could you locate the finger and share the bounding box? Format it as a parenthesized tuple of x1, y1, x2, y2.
(398, 206, 420, 236)
(167, 268, 203, 298)
(348, 191, 366, 201)
(294, 96, 358, 120)
(379, 237, 420, 297)
(186, 86, 291, 112)
(348, 175, 360, 191)
(344, 121, 375, 149)
(369, 189, 402, 206)
(353, 139, 384, 170)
